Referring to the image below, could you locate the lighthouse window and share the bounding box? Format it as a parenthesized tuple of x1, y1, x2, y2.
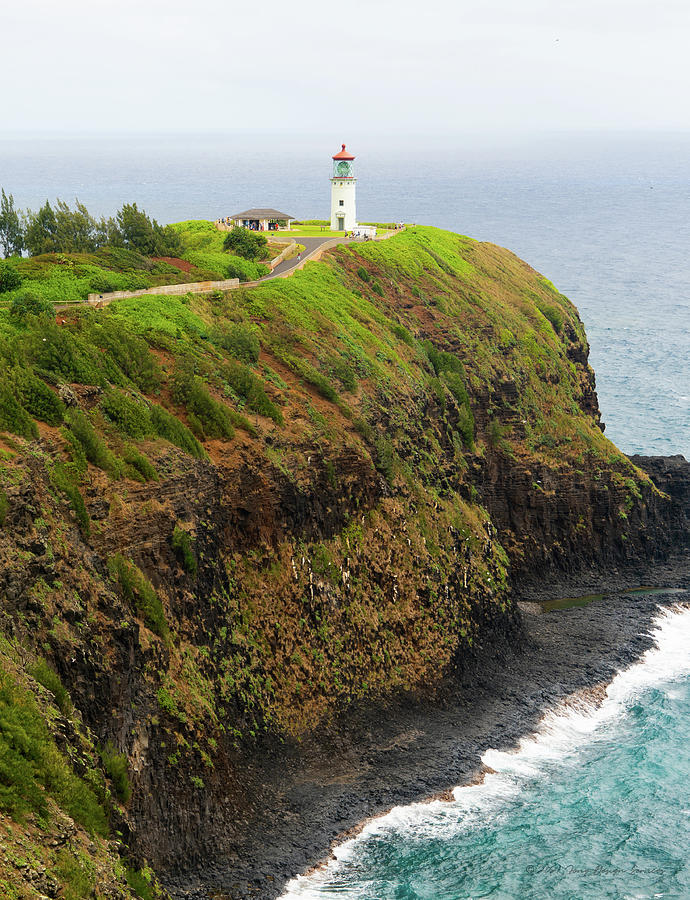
(339, 200, 344, 206)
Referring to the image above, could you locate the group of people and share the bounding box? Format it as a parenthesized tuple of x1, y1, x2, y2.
(346, 223, 405, 240)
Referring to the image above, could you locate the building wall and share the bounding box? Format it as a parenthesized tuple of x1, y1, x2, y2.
(330, 179, 357, 231)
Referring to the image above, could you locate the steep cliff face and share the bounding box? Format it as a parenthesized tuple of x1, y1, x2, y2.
(630, 454, 690, 549)
(0, 226, 679, 895)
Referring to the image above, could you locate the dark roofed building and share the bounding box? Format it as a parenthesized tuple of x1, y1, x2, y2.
(227, 208, 295, 231)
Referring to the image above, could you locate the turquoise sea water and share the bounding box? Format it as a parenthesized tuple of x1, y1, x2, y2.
(282, 606, 690, 899)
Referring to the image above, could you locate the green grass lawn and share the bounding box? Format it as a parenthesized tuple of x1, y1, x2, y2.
(283, 225, 345, 238)
(286, 224, 399, 239)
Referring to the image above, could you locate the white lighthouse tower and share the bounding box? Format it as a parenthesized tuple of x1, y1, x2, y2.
(330, 143, 356, 231)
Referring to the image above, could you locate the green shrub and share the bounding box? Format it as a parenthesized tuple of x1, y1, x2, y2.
(429, 376, 446, 412)
(171, 370, 235, 440)
(223, 361, 283, 424)
(91, 320, 162, 392)
(487, 418, 505, 449)
(156, 687, 178, 717)
(149, 403, 206, 458)
(126, 867, 156, 900)
(122, 446, 158, 482)
(55, 850, 97, 900)
(0, 262, 22, 293)
(354, 417, 374, 444)
(226, 407, 256, 436)
(186, 412, 205, 440)
(64, 409, 121, 477)
(328, 356, 357, 392)
(456, 404, 475, 447)
(108, 554, 170, 642)
(9, 291, 54, 321)
(422, 340, 465, 377)
(94, 246, 151, 271)
(171, 526, 197, 576)
(284, 356, 338, 402)
(12, 368, 65, 426)
(357, 266, 370, 282)
(100, 390, 152, 439)
(99, 742, 131, 803)
(371, 279, 384, 296)
(324, 459, 337, 488)
(230, 256, 268, 279)
(537, 302, 564, 334)
(223, 227, 268, 260)
(29, 658, 72, 716)
(61, 428, 88, 476)
(374, 435, 395, 485)
(442, 370, 470, 407)
(27, 325, 105, 386)
(50, 464, 90, 538)
(0, 380, 37, 439)
(0, 673, 107, 835)
(210, 323, 260, 363)
(391, 323, 414, 345)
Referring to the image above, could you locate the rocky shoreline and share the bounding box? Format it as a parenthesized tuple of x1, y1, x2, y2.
(165, 560, 690, 900)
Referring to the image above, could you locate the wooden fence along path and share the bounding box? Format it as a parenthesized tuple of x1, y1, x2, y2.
(86, 278, 241, 307)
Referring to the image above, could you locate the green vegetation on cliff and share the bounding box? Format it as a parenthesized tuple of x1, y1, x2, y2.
(168, 219, 269, 281)
(0, 203, 269, 308)
(0, 639, 162, 899)
(0, 225, 663, 892)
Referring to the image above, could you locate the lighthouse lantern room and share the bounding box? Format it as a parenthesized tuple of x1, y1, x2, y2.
(330, 143, 357, 231)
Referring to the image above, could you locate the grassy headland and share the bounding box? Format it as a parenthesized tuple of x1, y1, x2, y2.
(0, 224, 666, 895)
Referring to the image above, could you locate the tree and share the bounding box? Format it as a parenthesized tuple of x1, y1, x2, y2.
(154, 222, 182, 257)
(0, 261, 22, 293)
(94, 215, 122, 247)
(19, 197, 178, 258)
(24, 201, 58, 256)
(116, 203, 181, 257)
(117, 203, 156, 255)
(54, 199, 99, 253)
(223, 227, 268, 260)
(0, 189, 24, 258)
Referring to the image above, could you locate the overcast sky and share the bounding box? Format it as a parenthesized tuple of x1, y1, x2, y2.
(4, 0, 690, 137)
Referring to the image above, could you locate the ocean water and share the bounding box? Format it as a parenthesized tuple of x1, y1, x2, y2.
(281, 605, 690, 899)
(2, 132, 690, 459)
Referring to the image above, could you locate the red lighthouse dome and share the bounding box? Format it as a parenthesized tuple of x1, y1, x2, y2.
(332, 143, 355, 160)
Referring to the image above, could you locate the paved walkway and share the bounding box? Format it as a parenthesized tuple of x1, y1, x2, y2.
(264, 235, 356, 279)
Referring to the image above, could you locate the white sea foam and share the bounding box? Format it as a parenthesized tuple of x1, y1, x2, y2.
(279, 603, 690, 898)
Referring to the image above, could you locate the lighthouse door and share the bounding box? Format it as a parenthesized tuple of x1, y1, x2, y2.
(337, 216, 344, 231)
